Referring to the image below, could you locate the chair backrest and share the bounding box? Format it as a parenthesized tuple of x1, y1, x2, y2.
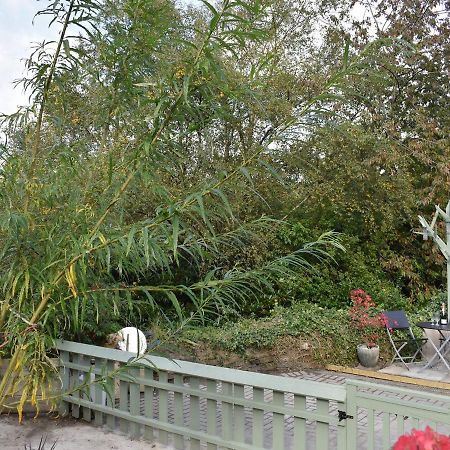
(383, 310, 410, 330)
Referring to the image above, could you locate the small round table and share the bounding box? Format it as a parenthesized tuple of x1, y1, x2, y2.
(417, 321, 450, 370)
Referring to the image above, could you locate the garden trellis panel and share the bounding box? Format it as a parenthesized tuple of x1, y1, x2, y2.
(418, 200, 450, 321)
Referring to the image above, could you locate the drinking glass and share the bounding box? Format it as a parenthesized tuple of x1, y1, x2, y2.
(432, 312, 440, 326)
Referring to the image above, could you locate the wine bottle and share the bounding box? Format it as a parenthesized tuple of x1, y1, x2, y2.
(440, 302, 448, 325)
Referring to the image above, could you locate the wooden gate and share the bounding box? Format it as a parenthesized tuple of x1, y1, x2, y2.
(345, 379, 450, 450)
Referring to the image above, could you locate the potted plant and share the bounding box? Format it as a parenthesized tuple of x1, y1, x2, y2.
(349, 289, 385, 368)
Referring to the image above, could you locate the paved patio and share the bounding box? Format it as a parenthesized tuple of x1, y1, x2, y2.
(379, 361, 450, 382)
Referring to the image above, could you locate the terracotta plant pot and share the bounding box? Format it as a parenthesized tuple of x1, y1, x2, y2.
(357, 344, 379, 368)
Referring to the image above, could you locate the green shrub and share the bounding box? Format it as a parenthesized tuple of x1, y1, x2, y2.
(274, 228, 410, 311)
(183, 302, 385, 366)
(59, 297, 156, 345)
(182, 299, 435, 367)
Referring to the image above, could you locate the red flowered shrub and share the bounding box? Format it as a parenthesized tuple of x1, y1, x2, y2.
(349, 289, 386, 347)
(393, 427, 450, 450)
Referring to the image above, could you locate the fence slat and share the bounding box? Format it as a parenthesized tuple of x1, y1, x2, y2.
(336, 401, 347, 450)
(316, 398, 329, 450)
(81, 356, 92, 422)
(189, 377, 201, 450)
(119, 367, 129, 434)
(158, 371, 169, 445)
(397, 414, 405, 436)
(234, 384, 246, 444)
(221, 381, 234, 450)
(207, 379, 218, 450)
(129, 367, 141, 439)
(345, 383, 357, 450)
(174, 374, 185, 449)
(294, 395, 306, 450)
(367, 408, 374, 450)
(71, 353, 80, 419)
(273, 391, 284, 449)
(105, 360, 116, 430)
(94, 358, 106, 426)
(143, 368, 154, 441)
(382, 412, 390, 450)
(59, 351, 70, 416)
(252, 387, 264, 448)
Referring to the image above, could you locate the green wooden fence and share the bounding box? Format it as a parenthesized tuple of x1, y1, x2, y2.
(346, 379, 450, 450)
(56, 340, 450, 449)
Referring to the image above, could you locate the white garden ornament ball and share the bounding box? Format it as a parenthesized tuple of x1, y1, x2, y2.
(117, 327, 147, 355)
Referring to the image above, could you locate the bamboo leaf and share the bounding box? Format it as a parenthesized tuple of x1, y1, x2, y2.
(172, 214, 180, 261)
(343, 37, 350, 69)
(257, 158, 285, 186)
(165, 291, 183, 321)
(63, 39, 71, 57)
(143, 227, 150, 267)
(126, 226, 136, 257)
(182, 75, 191, 105)
(200, 0, 218, 16)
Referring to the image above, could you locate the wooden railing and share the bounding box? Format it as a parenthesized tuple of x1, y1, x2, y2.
(57, 340, 347, 449)
(56, 340, 450, 450)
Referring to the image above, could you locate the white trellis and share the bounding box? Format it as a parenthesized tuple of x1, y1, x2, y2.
(418, 200, 450, 321)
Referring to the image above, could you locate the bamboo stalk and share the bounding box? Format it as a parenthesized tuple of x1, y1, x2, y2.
(24, 0, 76, 214)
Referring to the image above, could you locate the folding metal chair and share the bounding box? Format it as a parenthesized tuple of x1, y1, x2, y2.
(383, 310, 428, 369)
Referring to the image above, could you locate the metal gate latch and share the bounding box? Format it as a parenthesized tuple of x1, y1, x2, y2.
(338, 410, 354, 422)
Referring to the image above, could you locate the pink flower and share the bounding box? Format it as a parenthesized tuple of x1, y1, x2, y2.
(393, 427, 450, 450)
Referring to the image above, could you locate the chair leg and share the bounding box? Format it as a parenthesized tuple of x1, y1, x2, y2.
(407, 329, 428, 366)
(410, 347, 422, 364)
(392, 342, 410, 370)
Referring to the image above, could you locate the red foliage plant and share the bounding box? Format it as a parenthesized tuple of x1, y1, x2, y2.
(393, 426, 450, 450)
(349, 289, 386, 348)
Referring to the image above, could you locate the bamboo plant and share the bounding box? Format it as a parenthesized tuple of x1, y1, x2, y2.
(0, 0, 405, 418)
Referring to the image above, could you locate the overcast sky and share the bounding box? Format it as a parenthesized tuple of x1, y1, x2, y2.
(0, 1, 56, 115)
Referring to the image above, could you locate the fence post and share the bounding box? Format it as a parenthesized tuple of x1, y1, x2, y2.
(346, 381, 358, 450)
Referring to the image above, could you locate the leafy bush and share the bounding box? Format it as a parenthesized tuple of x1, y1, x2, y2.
(274, 226, 411, 311)
(183, 301, 391, 366)
(213, 216, 441, 320)
(182, 298, 436, 367)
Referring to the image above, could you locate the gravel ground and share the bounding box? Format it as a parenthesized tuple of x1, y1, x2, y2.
(0, 415, 174, 450)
